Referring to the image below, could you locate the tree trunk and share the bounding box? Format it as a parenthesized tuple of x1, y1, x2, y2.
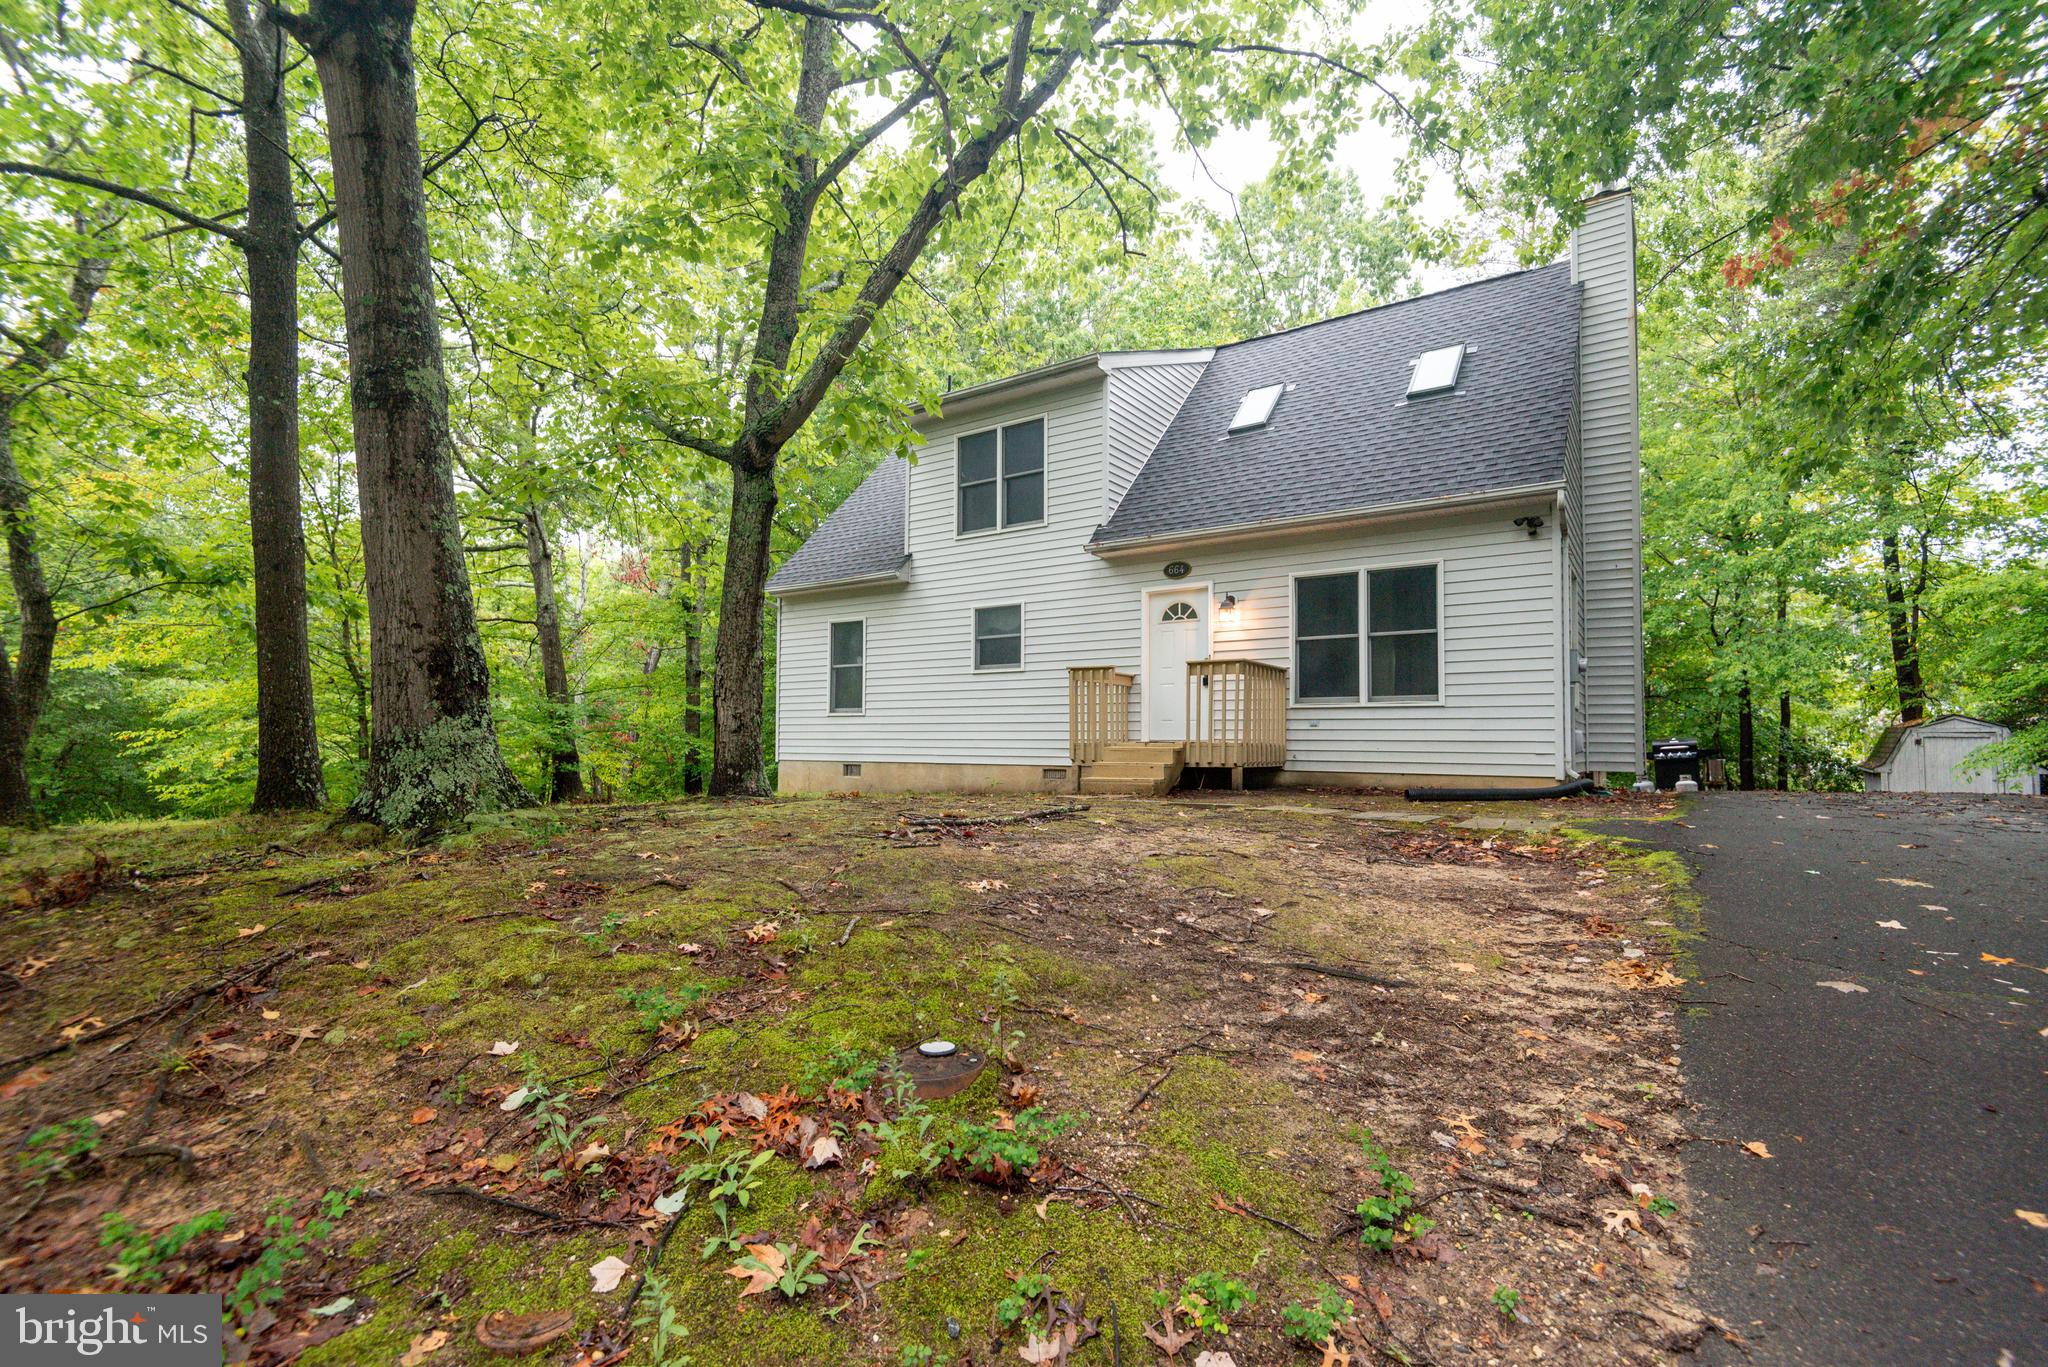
(710, 459, 777, 796)
(0, 252, 110, 824)
(523, 502, 582, 803)
(1774, 584, 1790, 791)
(681, 541, 703, 795)
(1879, 532, 1925, 722)
(1736, 678, 1756, 790)
(281, 0, 524, 828)
(230, 0, 327, 812)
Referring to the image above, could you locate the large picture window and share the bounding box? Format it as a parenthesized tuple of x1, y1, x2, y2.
(957, 419, 1045, 533)
(1367, 566, 1439, 700)
(1294, 573, 1360, 700)
(973, 605, 1023, 671)
(1292, 565, 1441, 703)
(828, 620, 864, 713)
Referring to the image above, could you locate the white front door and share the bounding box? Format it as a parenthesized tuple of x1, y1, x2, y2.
(1148, 592, 1208, 741)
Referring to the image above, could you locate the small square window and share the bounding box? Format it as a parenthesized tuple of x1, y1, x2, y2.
(842, 762, 863, 778)
(974, 605, 1023, 671)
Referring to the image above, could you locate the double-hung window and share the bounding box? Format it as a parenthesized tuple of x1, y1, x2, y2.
(1294, 573, 1361, 701)
(828, 620, 864, 713)
(1367, 566, 1439, 700)
(973, 605, 1023, 671)
(1292, 565, 1440, 703)
(956, 419, 1045, 533)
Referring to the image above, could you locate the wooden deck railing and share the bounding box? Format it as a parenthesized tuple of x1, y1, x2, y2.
(1184, 659, 1288, 768)
(1067, 666, 1135, 764)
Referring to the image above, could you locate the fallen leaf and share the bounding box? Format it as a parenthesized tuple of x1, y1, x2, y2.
(309, 1296, 355, 1318)
(1815, 981, 1869, 994)
(743, 921, 780, 944)
(573, 1142, 611, 1169)
(1193, 1354, 1239, 1367)
(588, 1254, 630, 1294)
(490, 1040, 519, 1056)
(1447, 961, 1478, 974)
(1583, 1112, 1628, 1133)
(237, 923, 267, 938)
(0, 1066, 50, 1100)
(1876, 877, 1933, 889)
(1143, 1311, 1196, 1357)
(500, 1087, 531, 1111)
(399, 1329, 448, 1366)
(410, 1106, 437, 1125)
(804, 1135, 843, 1169)
(2016, 1210, 2048, 1230)
(1982, 953, 2017, 966)
(474, 1308, 572, 1354)
(726, 1243, 784, 1297)
(1601, 1208, 1641, 1236)
(1743, 1141, 1773, 1159)
(1875, 920, 1906, 931)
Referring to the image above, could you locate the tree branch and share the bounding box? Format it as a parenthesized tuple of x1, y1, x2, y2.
(0, 162, 248, 246)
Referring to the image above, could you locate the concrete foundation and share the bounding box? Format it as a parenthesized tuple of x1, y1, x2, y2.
(779, 759, 1560, 796)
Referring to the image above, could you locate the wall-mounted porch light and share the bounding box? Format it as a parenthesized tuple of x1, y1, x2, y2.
(1216, 593, 1240, 625)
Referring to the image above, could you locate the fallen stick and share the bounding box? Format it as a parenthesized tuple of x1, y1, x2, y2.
(1124, 1063, 1175, 1113)
(1275, 961, 1413, 989)
(1, 946, 299, 1071)
(416, 1184, 624, 1228)
(836, 915, 861, 947)
(898, 804, 1088, 829)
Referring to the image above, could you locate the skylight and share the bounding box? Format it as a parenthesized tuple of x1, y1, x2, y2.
(1407, 344, 1466, 398)
(1228, 383, 1285, 432)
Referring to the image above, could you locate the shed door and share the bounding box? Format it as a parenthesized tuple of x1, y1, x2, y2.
(1148, 596, 1207, 741)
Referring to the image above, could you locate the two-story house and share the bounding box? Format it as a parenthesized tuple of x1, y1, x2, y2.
(766, 189, 1643, 795)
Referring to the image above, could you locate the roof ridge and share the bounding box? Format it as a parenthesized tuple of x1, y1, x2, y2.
(1212, 259, 1570, 352)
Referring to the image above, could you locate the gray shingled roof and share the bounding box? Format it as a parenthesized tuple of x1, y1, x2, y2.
(1093, 262, 1580, 546)
(766, 456, 908, 593)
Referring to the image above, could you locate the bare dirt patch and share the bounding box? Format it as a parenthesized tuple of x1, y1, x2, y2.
(0, 797, 1703, 1364)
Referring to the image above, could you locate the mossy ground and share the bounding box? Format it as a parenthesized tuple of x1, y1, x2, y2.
(0, 794, 1701, 1364)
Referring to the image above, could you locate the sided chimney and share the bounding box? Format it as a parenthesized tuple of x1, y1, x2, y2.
(1569, 187, 1644, 774)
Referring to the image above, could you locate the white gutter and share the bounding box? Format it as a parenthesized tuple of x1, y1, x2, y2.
(1086, 482, 1566, 557)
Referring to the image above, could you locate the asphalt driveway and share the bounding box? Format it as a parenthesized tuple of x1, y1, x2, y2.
(1609, 791, 2048, 1364)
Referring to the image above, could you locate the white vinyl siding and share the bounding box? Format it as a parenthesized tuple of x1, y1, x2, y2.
(1571, 191, 1644, 769)
(1103, 361, 1207, 519)
(778, 367, 1565, 779)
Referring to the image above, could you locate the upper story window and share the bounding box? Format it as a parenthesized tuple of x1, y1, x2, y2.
(957, 419, 1045, 534)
